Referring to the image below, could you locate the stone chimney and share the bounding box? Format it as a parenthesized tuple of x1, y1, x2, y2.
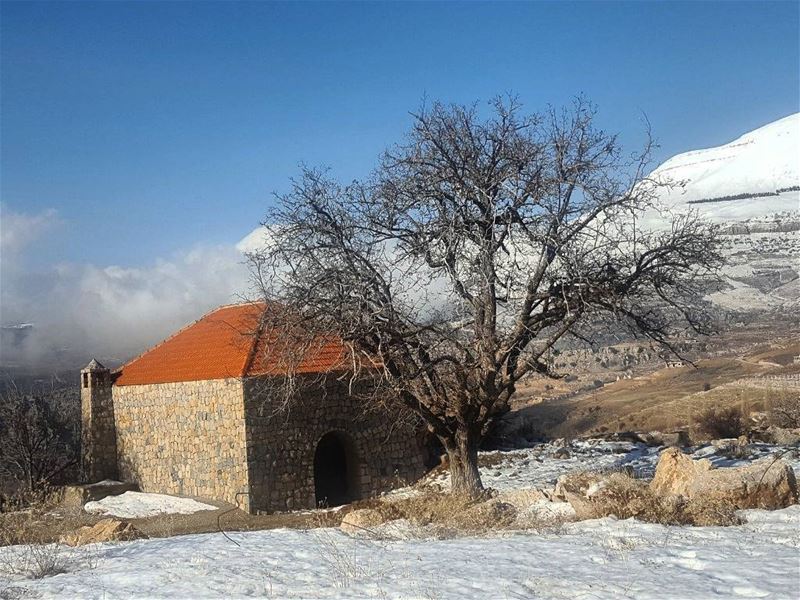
(80, 359, 118, 482)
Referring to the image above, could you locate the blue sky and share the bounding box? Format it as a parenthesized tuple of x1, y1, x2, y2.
(1, 1, 799, 366)
(3, 0, 798, 267)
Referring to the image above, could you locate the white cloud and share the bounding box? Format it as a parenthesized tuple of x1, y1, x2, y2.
(1, 207, 255, 370)
(0, 205, 61, 255)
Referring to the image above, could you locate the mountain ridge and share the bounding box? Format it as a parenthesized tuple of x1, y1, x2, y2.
(648, 112, 799, 222)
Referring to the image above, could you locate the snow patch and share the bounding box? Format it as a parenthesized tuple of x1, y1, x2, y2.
(83, 491, 217, 519)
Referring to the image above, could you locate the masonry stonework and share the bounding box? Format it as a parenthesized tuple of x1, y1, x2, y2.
(243, 377, 427, 512)
(80, 361, 118, 482)
(112, 378, 250, 511)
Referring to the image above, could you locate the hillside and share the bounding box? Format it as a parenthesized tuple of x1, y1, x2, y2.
(508, 335, 800, 440)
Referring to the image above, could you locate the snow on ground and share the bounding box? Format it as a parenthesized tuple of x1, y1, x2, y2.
(3, 440, 799, 599)
(414, 440, 656, 494)
(414, 439, 800, 495)
(83, 491, 217, 519)
(2, 507, 798, 599)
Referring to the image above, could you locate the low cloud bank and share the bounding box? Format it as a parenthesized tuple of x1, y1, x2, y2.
(1, 205, 254, 372)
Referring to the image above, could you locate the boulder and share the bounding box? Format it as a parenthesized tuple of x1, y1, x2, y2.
(60, 518, 146, 547)
(649, 448, 713, 497)
(340, 508, 387, 534)
(650, 448, 798, 510)
(688, 459, 798, 510)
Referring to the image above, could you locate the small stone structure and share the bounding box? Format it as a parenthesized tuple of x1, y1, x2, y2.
(81, 303, 427, 513)
(80, 359, 118, 482)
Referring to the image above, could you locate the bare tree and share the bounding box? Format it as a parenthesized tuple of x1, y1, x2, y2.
(0, 380, 79, 494)
(247, 96, 722, 497)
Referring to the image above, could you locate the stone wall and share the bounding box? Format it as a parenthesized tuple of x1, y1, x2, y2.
(243, 377, 427, 513)
(112, 379, 250, 510)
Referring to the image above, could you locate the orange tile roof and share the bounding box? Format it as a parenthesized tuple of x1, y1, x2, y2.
(114, 303, 348, 386)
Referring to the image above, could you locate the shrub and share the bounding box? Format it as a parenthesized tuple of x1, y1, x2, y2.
(695, 406, 744, 439)
(0, 382, 80, 495)
(769, 394, 800, 429)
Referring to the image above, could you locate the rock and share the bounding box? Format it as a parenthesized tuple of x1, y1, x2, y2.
(649, 447, 713, 497)
(60, 518, 146, 547)
(62, 481, 138, 507)
(553, 448, 571, 459)
(687, 459, 798, 510)
(340, 508, 387, 534)
(650, 448, 798, 510)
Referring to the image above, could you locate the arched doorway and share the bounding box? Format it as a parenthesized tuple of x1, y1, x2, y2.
(314, 431, 359, 507)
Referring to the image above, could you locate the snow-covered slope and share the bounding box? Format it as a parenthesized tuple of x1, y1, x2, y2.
(647, 114, 800, 316)
(650, 113, 799, 221)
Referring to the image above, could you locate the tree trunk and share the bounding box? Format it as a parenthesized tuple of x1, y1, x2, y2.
(445, 426, 483, 498)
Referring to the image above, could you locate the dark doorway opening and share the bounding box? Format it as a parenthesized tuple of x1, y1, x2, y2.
(314, 431, 359, 507)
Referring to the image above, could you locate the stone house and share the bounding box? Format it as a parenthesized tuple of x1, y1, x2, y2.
(80, 302, 428, 513)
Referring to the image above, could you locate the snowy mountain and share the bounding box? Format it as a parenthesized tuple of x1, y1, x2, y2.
(649, 113, 799, 222)
(648, 113, 800, 316)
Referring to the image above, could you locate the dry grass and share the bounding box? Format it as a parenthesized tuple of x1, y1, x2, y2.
(0, 496, 94, 548)
(567, 472, 741, 527)
(514, 351, 800, 440)
(0, 499, 98, 580)
(334, 490, 521, 536)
